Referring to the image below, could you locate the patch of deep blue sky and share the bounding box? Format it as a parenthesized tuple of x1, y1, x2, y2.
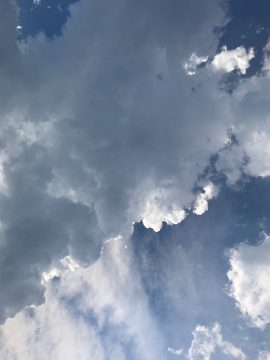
(16, 0, 79, 39)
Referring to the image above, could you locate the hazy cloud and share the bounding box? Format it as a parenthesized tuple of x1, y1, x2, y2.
(187, 323, 246, 360)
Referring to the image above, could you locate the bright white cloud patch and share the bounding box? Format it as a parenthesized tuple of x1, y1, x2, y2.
(142, 188, 186, 232)
(227, 234, 270, 328)
(183, 53, 208, 75)
(193, 182, 218, 216)
(212, 46, 254, 74)
(187, 323, 246, 360)
(0, 0, 231, 320)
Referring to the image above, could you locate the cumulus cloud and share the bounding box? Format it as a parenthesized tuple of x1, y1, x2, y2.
(227, 234, 270, 328)
(183, 53, 208, 76)
(205, 40, 270, 184)
(1, 172, 270, 358)
(193, 182, 218, 216)
(142, 187, 186, 232)
(211, 46, 254, 74)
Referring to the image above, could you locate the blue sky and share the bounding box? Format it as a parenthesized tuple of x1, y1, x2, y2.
(17, 0, 78, 39)
(0, 0, 270, 359)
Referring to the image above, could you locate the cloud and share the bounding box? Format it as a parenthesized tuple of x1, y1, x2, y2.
(0, 238, 164, 360)
(205, 41, 270, 184)
(258, 351, 270, 360)
(227, 234, 270, 328)
(183, 53, 208, 76)
(211, 46, 254, 74)
(168, 347, 183, 356)
(193, 182, 218, 216)
(0, 0, 270, 331)
(186, 323, 246, 360)
(0, 0, 231, 321)
(142, 187, 186, 232)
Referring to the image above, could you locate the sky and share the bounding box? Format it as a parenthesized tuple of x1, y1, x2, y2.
(0, 0, 270, 359)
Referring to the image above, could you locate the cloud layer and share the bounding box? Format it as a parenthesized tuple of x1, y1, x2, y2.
(1, 4, 270, 360)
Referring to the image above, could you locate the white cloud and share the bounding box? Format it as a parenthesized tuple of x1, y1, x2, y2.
(212, 46, 254, 74)
(193, 182, 218, 216)
(0, 238, 164, 360)
(142, 187, 186, 232)
(227, 234, 270, 328)
(183, 53, 208, 76)
(187, 323, 246, 360)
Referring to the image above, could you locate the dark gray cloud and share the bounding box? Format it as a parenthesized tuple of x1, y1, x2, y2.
(0, 143, 103, 321)
(0, 0, 229, 321)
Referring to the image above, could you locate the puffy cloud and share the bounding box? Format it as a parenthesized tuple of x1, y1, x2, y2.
(211, 46, 254, 74)
(1, 176, 270, 359)
(207, 41, 270, 184)
(186, 323, 246, 360)
(227, 234, 270, 328)
(193, 183, 218, 216)
(142, 187, 186, 232)
(183, 53, 208, 76)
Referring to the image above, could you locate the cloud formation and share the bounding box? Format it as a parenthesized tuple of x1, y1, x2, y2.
(1, 0, 270, 350)
(212, 46, 254, 74)
(0, 238, 164, 360)
(0, 0, 230, 321)
(183, 53, 208, 76)
(227, 234, 270, 328)
(193, 183, 218, 216)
